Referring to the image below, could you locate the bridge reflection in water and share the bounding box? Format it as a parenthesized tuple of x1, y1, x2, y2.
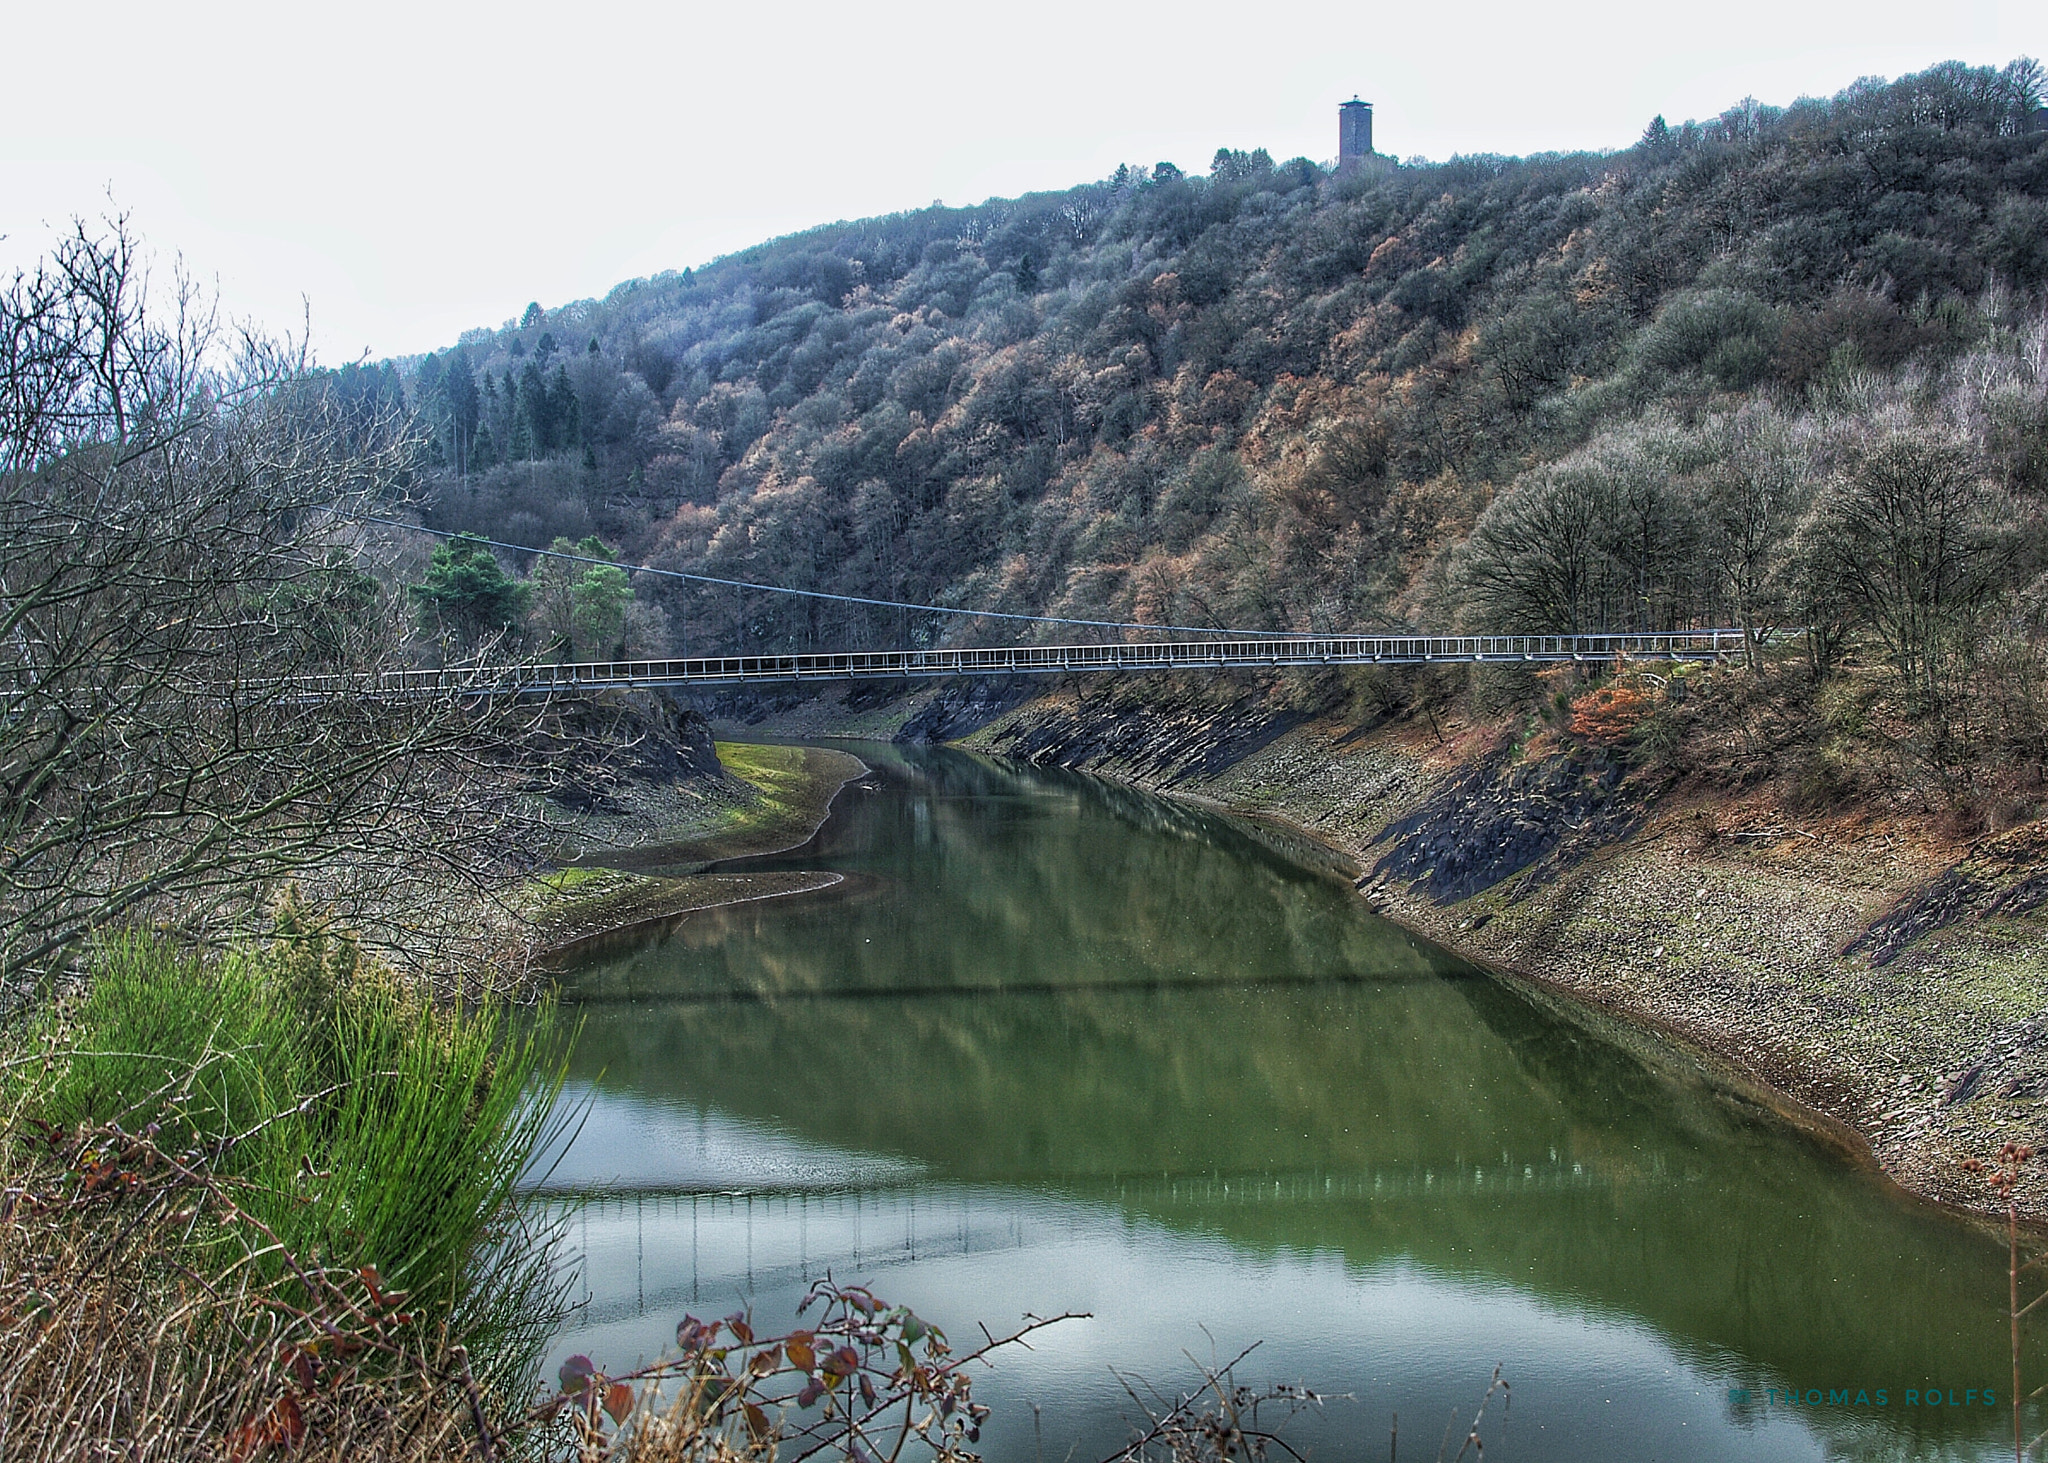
(545, 1154, 1636, 1327)
(535, 1152, 1853, 1463)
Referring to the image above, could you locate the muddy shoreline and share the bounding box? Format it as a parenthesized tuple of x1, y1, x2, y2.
(528, 744, 867, 959)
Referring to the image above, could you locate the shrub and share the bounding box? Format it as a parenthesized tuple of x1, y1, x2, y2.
(1629, 707, 1686, 767)
(1790, 745, 1859, 810)
(1568, 684, 1656, 742)
(16, 918, 570, 1400)
(1637, 288, 1782, 390)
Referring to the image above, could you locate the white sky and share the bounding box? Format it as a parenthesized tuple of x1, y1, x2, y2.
(3, 0, 2040, 362)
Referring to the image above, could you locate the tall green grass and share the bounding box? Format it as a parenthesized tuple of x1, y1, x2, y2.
(16, 914, 573, 1398)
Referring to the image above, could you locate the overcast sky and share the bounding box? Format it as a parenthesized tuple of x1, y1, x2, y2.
(4, 0, 2040, 362)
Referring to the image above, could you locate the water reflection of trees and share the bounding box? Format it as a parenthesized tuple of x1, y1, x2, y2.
(572, 979, 2007, 1422)
(563, 747, 2012, 1456)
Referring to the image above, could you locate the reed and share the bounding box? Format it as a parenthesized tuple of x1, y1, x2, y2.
(3, 915, 573, 1455)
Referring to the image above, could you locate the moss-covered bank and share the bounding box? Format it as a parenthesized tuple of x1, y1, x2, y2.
(525, 742, 865, 957)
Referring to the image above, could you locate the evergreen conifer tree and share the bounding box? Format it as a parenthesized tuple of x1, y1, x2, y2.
(442, 349, 478, 476)
(549, 365, 578, 455)
(409, 536, 529, 645)
(518, 361, 548, 454)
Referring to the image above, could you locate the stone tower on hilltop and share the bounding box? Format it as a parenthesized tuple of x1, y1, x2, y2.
(1338, 97, 1374, 172)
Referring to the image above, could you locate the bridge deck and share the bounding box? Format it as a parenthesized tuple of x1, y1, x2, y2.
(313, 631, 1744, 697)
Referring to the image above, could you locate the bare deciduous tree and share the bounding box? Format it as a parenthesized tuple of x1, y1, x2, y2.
(0, 220, 545, 994)
(1797, 427, 2017, 705)
(1699, 404, 1812, 670)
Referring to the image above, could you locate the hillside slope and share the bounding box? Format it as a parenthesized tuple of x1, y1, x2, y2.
(355, 59, 2048, 820)
(387, 59, 2045, 649)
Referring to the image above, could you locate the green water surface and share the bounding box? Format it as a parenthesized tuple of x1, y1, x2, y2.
(543, 744, 2017, 1462)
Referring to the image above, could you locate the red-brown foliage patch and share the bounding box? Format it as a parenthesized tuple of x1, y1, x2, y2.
(1569, 684, 1656, 742)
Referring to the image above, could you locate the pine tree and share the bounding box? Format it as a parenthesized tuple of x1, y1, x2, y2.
(1638, 115, 1678, 161)
(483, 373, 509, 451)
(442, 349, 478, 476)
(409, 536, 528, 645)
(568, 537, 631, 660)
(549, 365, 578, 456)
(518, 361, 548, 455)
(506, 372, 534, 461)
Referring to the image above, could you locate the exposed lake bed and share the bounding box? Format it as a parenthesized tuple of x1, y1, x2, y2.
(537, 744, 2021, 1461)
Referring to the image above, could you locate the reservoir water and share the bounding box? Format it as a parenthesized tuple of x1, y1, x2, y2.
(540, 744, 2016, 1461)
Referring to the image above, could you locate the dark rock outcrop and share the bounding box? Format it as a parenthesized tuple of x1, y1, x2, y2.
(525, 692, 727, 812)
(1847, 820, 2048, 965)
(1943, 1014, 2048, 1109)
(976, 682, 1308, 784)
(1369, 753, 1641, 904)
(697, 683, 835, 726)
(896, 677, 1036, 744)
(690, 677, 1018, 738)
(1846, 869, 1989, 967)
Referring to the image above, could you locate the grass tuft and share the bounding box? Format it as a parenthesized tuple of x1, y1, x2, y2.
(3, 904, 574, 1450)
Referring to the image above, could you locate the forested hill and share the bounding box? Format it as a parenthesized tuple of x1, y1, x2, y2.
(382, 59, 2048, 656)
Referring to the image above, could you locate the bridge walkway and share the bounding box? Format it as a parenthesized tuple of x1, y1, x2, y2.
(312, 630, 1746, 697)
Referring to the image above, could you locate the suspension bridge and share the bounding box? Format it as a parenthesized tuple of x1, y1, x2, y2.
(313, 629, 1748, 697)
(370, 522, 1754, 694)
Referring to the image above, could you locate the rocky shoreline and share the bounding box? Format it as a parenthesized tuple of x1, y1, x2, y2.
(522, 722, 868, 962)
(944, 682, 2048, 1223)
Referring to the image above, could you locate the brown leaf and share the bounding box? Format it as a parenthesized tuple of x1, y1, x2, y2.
(558, 1354, 597, 1396)
(228, 1396, 305, 1459)
(822, 1346, 860, 1378)
(274, 1396, 305, 1448)
(227, 1421, 260, 1463)
(603, 1382, 634, 1425)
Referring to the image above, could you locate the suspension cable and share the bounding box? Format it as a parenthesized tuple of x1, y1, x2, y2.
(361, 516, 1276, 638)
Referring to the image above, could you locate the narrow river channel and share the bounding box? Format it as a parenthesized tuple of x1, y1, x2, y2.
(537, 743, 2017, 1461)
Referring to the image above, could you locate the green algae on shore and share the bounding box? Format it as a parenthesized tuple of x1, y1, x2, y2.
(527, 742, 865, 955)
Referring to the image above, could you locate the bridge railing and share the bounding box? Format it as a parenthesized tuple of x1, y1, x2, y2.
(288, 630, 1748, 699)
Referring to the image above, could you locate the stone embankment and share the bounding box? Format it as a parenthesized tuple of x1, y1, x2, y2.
(939, 679, 2048, 1221)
